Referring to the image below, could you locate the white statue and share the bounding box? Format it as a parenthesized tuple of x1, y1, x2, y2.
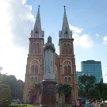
(44, 36, 55, 80)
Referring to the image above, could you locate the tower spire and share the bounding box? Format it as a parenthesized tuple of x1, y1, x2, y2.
(59, 6, 72, 39)
(31, 6, 44, 38)
(62, 6, 69, 30)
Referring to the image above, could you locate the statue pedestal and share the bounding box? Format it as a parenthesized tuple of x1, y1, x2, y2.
(40, 80, 56, 107)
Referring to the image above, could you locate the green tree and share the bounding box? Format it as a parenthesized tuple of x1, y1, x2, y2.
(56, 84, 64, 98)
(0, 84, 12, 105)
(15, 79, 24, 100)
(0, 73, 24, 100)
(87, 88, 100, 99)
(29, 83, 41, 104)
(78, 75, 96, 97)
(95, 82, 107, 100)
(56, 84, 72, 103)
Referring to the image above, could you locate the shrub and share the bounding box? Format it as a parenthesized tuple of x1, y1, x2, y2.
(0, 84, 12, 106)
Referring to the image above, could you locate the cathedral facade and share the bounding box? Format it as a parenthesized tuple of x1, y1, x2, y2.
(23, 7, 78, 104)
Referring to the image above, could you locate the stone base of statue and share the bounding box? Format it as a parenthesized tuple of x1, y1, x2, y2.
(40, 80, 56, 107)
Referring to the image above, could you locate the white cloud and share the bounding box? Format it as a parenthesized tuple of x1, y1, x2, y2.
(103, 36, 107, 44)
(74, 34, 94, 48)
(69, 25, 94, 48)
(69, 25, 83, 34)
(7, 0, 34, 47)
(0, 0, 34, 81)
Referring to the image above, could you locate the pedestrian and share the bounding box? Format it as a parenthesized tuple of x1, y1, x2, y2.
(80, 101, 83, 107)
(76, 99, 80, 107)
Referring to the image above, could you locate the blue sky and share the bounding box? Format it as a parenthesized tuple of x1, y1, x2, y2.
(0, 0, 107, 82)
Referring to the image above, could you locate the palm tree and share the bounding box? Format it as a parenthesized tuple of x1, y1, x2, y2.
(29, 83, 41, 104)
(56, 84, 72, 104)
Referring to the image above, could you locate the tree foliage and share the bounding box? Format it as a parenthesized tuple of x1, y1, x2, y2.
(78, 75, 96, 92)
(56, 84, 72, 97)
(0, 84, 11, 101)
(78, 74, 107, 100)
(78, 75, 96, 98)
(29, 83, 41, 104)
(0, 73, 24, 100)
(95, 82, 107, 100)
(87, 88, 100, 99)
(56, 84, 72, 103)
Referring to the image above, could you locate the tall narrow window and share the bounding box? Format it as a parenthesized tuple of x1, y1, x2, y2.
(64, 66, 68, 75)
(64, 43, 67, 54)
(35, 65, 38, 74)
(32, 43, 36, 53)
(31, 65, 38, 75)
(35, 76, 38, 82)
(35, 43, 39, 53)
(68, 77, 71, 84)
(67, 65, 71, 75)
(31, 65, 35, 74)
(31, 76, 33, 81)
(32, 43, 39, 54)
(64, 77, 67, 83)
(67, 44, 70, 54)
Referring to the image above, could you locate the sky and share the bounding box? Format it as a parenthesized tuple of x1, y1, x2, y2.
(0, 0, 107, 83)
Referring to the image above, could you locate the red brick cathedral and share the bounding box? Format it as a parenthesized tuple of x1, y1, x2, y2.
(23, 7, 78, 104)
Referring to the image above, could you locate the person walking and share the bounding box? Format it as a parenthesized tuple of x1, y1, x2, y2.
(80, 101, 83, 107)
(75, 99, 80, 107)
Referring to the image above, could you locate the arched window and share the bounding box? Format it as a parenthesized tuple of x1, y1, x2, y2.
(36, 43, 39, 53)
(31, 65, 35, 74)
(67, 65, 71, 75)
(68, 77, 71, 84)
(64, 77, 67, 83)
(64, 66, 68, 75)
(32, 43, 39, 54)
(70, 44, 72, 54)
(32, 43, 36, 53)
(35, 65, 38, 74)
(31, 76, 33, 81)
(31, 65, 38, 75)
(67, 43, 70, 54)
(64, 43, 67, 54)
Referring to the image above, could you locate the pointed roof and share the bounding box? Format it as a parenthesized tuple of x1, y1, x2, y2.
(59, 6, 72, 39)
(34, 6, 41, 31)
(62, 6, 69, 31)
(31, 6, 44, 38)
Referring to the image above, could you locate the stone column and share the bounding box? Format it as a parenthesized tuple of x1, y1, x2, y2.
(40, 36, 56, 107)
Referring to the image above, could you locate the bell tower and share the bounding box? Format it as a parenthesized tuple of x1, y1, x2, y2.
(23, 6, 44, 103)
(59, 6, 78, 101)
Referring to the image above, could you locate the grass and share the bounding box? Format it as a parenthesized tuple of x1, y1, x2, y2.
(26, 104, 39, 107)
(9, 104, 73, 107)
(9, 104, 40, 107)
(56, 104, 73, 107)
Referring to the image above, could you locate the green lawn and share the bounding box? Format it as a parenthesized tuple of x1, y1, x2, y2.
(9, 104, 73, 107)
(26, 105, 39, 107)
(9, 104, 40, 107)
